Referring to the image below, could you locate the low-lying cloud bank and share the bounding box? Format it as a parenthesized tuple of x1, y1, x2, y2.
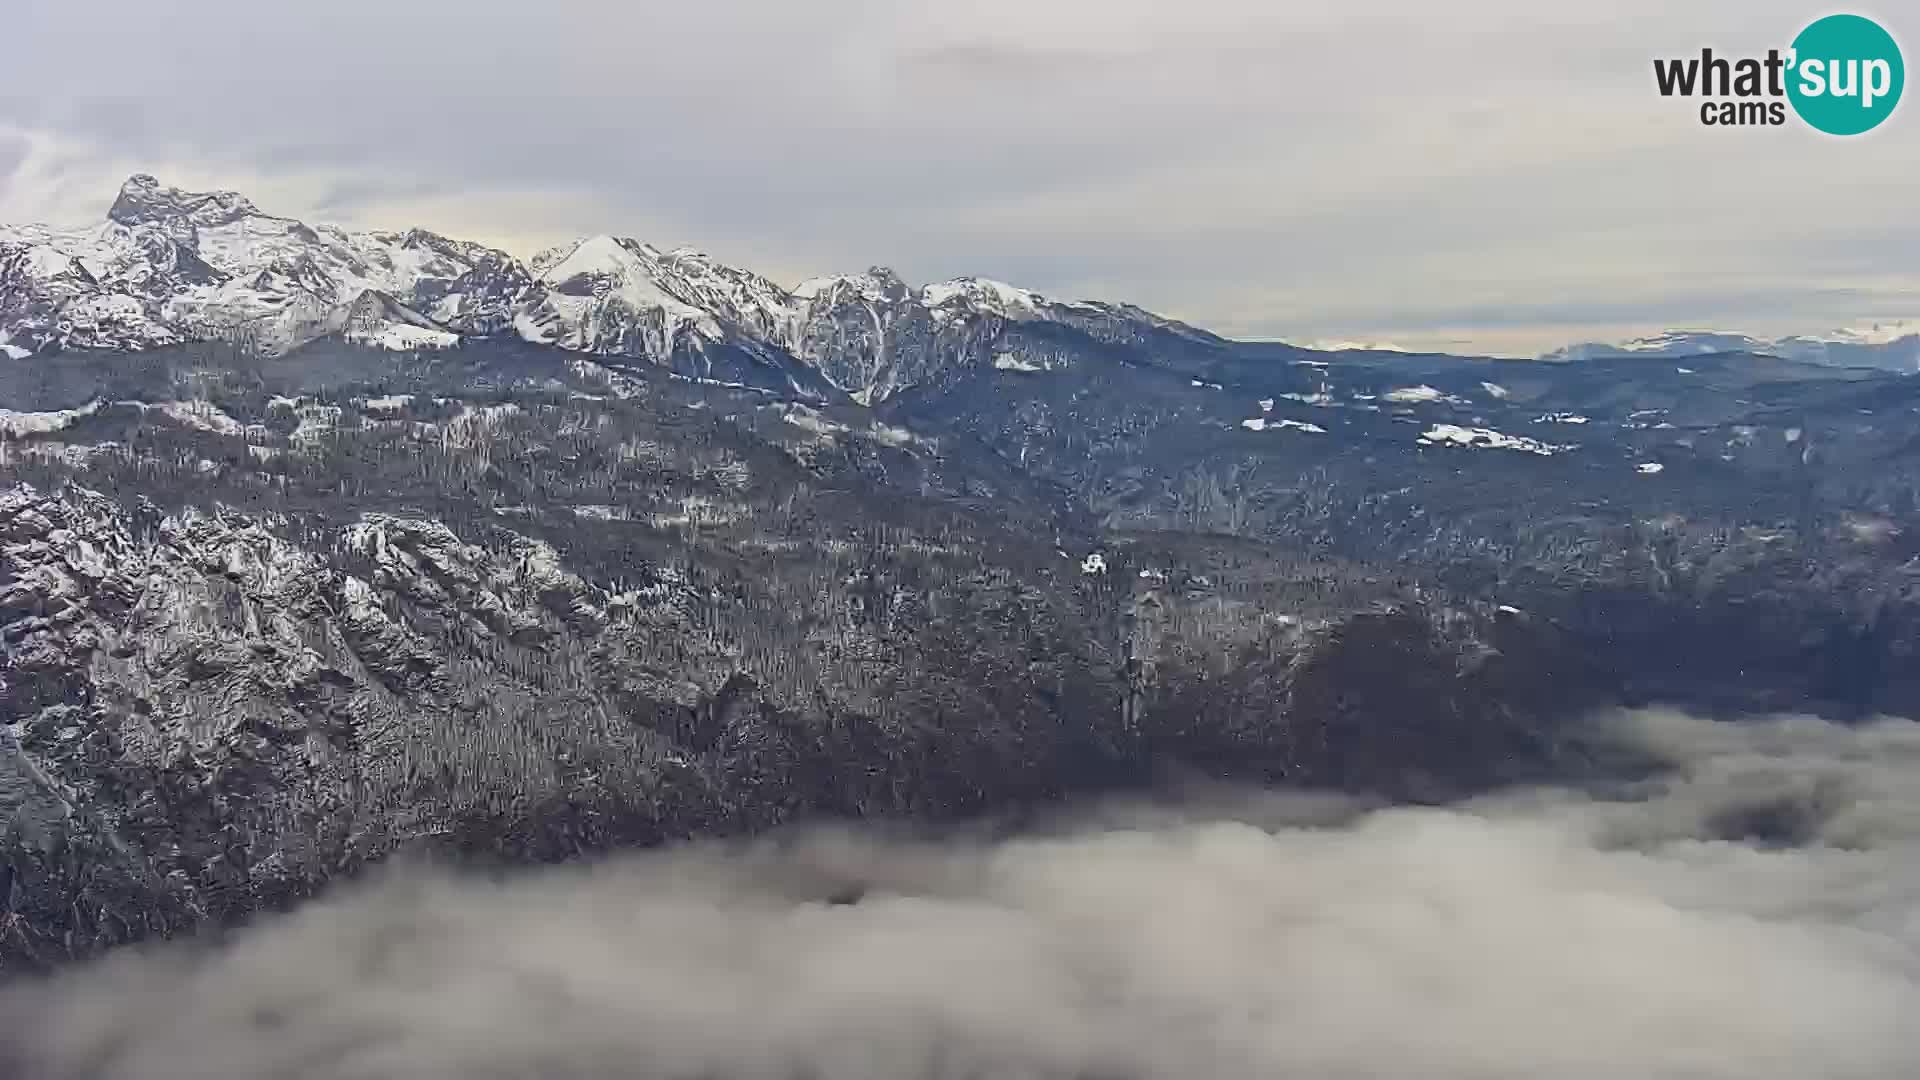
(5, 708, 1919, 1079)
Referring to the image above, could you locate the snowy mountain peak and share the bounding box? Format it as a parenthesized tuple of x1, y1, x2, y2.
(790, 268, 913, 306)
(921, 277, 1042, 317)
(516, 235, 724, 357)
(534, 235, 651, 286)
(108, 174, 264, 230)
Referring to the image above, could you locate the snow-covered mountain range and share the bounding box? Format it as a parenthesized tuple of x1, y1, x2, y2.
(7, 176, 1915, 402)
(0, 176, 1219, 403)
(0, 175, 524, 358)
(1541, 324, 1920, 371)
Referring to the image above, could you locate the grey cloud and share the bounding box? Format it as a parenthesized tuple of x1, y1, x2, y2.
(5, 709, 1920, 1079)
(899, 42, 1130, 81)
(0, 131, 27, 180)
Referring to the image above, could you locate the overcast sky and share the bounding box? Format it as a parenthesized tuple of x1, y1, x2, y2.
(2, 0, 1914, 355)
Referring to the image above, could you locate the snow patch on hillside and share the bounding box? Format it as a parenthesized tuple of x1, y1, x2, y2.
(1384, 385, 1468, 406)
(1242, 417, 1326, 434)
(150, 400, 245, 435)
(1418, 424, 1571, 457)
(0, 402, 102, 437)
(348, 322, 459, 351)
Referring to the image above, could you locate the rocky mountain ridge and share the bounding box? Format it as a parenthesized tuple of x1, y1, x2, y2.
(1, 176, 1229, 405)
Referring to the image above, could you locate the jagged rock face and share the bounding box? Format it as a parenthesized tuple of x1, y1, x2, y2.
(773, 272, 1228, 402)
(0, 176, 530, 358)
(0, 222, 193, 355)
(0, 475, 1575, 971)
(339, 291, 459, 351)
(0, 485, 708, 960)
(786, 270, 945, 403)
(390, 230, 532, 337)
(0, 348, 1617, 971)
(518, 236, 725, 362)
(643, 247, 800, 344)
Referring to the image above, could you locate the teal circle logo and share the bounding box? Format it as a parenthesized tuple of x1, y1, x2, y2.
(1788, 14, 1904, 135)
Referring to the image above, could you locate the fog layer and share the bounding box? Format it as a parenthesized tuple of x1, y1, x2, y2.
(6, 708, 1919, 1079)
